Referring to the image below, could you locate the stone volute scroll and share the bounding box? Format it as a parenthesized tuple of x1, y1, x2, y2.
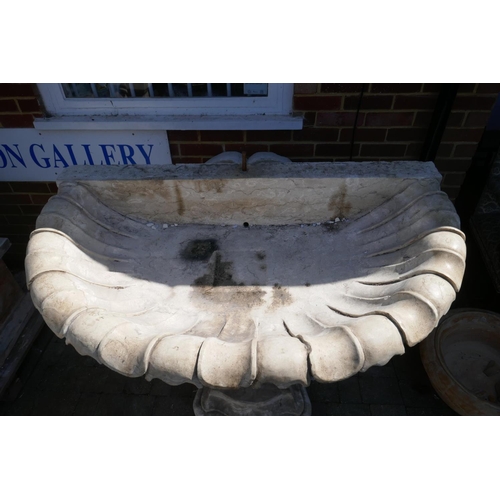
(25, 153, 466, 415)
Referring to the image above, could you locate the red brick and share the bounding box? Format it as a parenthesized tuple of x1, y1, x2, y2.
(359, 144, 407, 157)
(393, 95, 438, 110)
(365, 112, 414, 127)
(0, 194, 32, 205)
(370, 84, 422, 93)
(441, 128, 483, 142)
(0, 205, 22, 214)
(476, 83, 500, 94)
(465, 112, 491, 128)
(246, 130, 291, 142)
(5, 215, 38, 225)
(20, 205, 45, 215)
(442, 172, 466, 185)
(423, 83, 441, 93)
(224, 144, 269, 155)
(293, 96, 342, 111)
(9, 182, 51, 193)
(0, 114, 36, 128)
(316, 112, 361, 127)
(17, 98, 41, 113)
(320, 84, 363, 93)
(386, 128, 427, 141)
(339, 128, 387, 142)
(441, 185, 461, 199)
(413, 111, 465, 127)
(179, 144, 223, 156)
(294, 84, 318, 94)
(167, 130, 199, 142)
(269, 144, 314, 157)
(0, 183, 13, 193)
(454, 144, 478, 158)
(344, 95, 393, 110)
(447, 112, 465, 127)
(168, 143, 179, 156)
(172, 157, 203, 164)
(434, 159, 471, 172)
(414, 112, 433, 127)
(200, 131, 244, 142)
(315, 143, 357, 157)
(302, 112, 316, 127)
(0, 99, 18, 113)
(436, 143, 454, 157)
(405, 143, 422, 158)
(293, 128, 339, 142)
(453, 95, 496, 111)
(458, 83, 476, 93)
(0, 84, 36, 98)
(30, 194, 52, 204)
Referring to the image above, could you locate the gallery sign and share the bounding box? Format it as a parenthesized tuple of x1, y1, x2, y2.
(0, 129, 171, 181)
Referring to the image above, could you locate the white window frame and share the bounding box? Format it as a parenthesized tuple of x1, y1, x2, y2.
(35, 83, 303, 131)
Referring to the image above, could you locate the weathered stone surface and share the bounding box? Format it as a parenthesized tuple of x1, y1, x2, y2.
(193, 384, 311, 416)
(57, 159, 443, 225)
(25, 156, 466, 398)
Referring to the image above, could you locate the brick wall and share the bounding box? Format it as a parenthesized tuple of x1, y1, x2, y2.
(1, 83, 499, 268)
(0, 84, 52, 266)
(0, 84, 42, 128)
(170, 83, 500, 201)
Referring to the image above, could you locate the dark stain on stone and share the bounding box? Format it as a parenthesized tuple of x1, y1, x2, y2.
(181, 239, 218, 261)
(193, 251, 265, 308)
(328, 181, 351, 218)
(199, 286, 265, 308)
(194, 179, 227, 194)
(305, 282, 311, 287)
(174, 182, 186, 216)
(256, 251, 266, 261)
(194, 252, 240, 287)
(270, 283, 293, 309)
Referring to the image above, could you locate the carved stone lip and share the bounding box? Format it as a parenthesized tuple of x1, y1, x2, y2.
(26, 161, 466, 391)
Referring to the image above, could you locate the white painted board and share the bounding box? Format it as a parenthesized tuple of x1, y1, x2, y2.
(0, 129, 171, 181)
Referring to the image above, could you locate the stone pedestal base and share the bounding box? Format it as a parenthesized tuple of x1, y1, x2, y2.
(193, 383, 311, 416)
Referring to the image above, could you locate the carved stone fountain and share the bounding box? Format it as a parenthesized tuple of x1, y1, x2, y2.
(25, 153, 466, 415)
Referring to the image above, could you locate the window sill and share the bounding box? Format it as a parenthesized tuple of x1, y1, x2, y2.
(34, 115, 303, 131)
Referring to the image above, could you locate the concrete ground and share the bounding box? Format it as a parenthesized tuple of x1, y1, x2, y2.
(1, 206, 498, 416)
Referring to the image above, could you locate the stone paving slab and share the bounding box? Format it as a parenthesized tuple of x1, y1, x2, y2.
(0, 326, 457, 416)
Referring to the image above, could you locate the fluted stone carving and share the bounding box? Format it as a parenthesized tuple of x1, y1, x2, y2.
(25, 158, 466, 401)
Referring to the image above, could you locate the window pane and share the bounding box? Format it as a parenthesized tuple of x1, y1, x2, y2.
(61, 84, 269, 98)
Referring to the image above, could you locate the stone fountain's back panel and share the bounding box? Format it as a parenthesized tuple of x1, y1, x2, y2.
(58, 161, 442, 225)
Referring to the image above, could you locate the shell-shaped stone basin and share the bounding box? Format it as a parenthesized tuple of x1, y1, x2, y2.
(25, 157, 466, 391)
